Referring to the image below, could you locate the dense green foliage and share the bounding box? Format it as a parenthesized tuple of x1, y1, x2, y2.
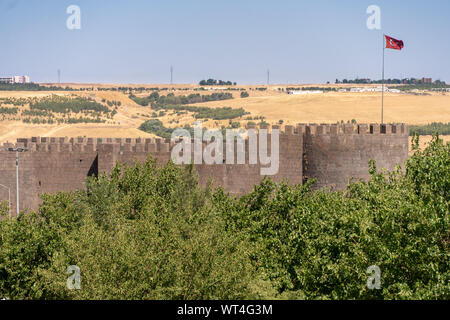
(0, 135, 448, 300)
(409, 122, 450, 136)
(156, 105, 247, 120)
(0, 162, 253, 299)
(21, 109, 54, 117)
(240, 91, 249, 98)
(129, 92, 233, 107)
(0, 95, 115, 124)
(30, 95, 110, 114)
(0, 83, 75, 91)
(138, 119, 177, 139)
(199, 79, 236, 86)
(138, 119, 218, 139)
(0, 107, 19, 115)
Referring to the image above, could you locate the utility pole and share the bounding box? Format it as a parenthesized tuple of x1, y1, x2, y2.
(381, 34, 385, 124)
(15, 151, 18, 214)
(7, 147, 27, 216)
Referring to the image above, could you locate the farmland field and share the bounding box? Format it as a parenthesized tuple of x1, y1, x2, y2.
(0, 85, 449, 153)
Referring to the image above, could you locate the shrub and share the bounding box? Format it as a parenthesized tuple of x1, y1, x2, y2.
(138, 119, 174, 139)
(240, 91, 249, 98)
(0, 107, 18, 115)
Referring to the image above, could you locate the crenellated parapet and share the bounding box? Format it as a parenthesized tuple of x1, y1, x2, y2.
(6, 136, 173, 154)
(3, 122, 408, 158)
(300, 123, 409, 190)
(0, 122, 409, 215)
(295, 123, 408, 136)
(4, 125, 296, 153)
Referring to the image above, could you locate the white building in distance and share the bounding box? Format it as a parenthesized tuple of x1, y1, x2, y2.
(288, 90, 324, 95)
(0, 75, 31, 84)
(12, 75, 30, 83)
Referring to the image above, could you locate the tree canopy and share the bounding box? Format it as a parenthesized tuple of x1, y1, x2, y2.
(0, 135, 448, 299)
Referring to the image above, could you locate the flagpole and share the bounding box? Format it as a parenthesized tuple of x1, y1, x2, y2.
(381, 34, 385, 124)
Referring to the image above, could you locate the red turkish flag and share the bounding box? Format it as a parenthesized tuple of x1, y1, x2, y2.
(385, 35, 404, 50)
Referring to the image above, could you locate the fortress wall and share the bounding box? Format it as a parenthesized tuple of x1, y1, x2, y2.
(98, 127, 303, 196)
(96, 138, 173, 176)
(0, 123, 407, 214)
(302, 123, 409, 190)
(1, 126, 302, 215)
(0, 151, 35, 215)
(2, 137, 99, 215)
(194, 125, 303, 195)
(115, 138, 172, 166)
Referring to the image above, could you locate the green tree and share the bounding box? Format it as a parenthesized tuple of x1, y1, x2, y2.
(0, 136, 448, 300)
(240, 91, 249, 98)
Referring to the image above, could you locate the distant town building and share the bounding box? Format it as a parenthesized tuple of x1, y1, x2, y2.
(0, 78, 13, 84)
(336, 77, 439, 85)
(0, 75, 31, 84)
(288, 90, 324, 95)
(349, 87, 384, 93)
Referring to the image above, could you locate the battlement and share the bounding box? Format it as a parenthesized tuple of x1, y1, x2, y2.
(4, 136, 172, 153)
(2, 122, 408, 154)
(245, 123, 300, 135)
(5, 128, 295, 154)
(301, 123, 409, 190)
(0, 122, 409, 216)
(296, 123, 408, 136)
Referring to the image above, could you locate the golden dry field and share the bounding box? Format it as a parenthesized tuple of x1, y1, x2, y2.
(190, 91, 450, 125)
(0, 84, 449, 154)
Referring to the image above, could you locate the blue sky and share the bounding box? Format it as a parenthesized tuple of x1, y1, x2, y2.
(1, 0, 449, 84)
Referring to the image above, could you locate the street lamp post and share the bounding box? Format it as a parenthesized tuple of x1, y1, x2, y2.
(0, 184, 11, 217)
(8, 147, 28, 216)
